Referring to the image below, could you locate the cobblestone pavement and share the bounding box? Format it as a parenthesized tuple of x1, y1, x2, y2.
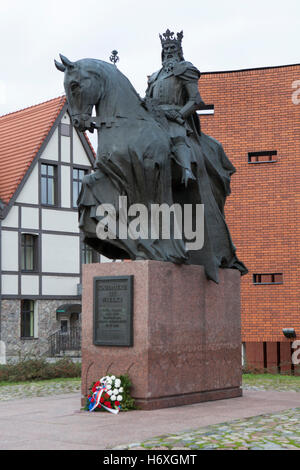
(113, 408, 300, 450)
(0, 379, 81, 401)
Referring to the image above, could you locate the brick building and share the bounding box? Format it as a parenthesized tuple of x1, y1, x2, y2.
(198, 63, 300, 373)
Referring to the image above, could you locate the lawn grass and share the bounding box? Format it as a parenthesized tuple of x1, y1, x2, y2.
(243, 373, 300, 387)
(0, 377, 81, 388)
(1, 373, 299, 390)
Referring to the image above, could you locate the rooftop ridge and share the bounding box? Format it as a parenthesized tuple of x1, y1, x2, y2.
(0, 95, 66, 120)
(83, 131, 97, 159)
(0, 95, 95, 206)
(0, 96, 67, 205)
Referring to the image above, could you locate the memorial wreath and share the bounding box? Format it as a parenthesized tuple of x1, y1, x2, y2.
(85, 374, 136, 413)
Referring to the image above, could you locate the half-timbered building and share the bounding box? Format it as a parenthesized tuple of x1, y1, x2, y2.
(0, 96, 97, 361)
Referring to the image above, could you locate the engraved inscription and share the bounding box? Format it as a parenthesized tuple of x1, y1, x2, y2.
(93, 276, 133, 346)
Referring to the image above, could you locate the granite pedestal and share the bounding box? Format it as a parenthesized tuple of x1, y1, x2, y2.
(81, 260, 242, 410)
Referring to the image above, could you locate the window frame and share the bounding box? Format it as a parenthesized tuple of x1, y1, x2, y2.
(72, 167, 87, 208)
(41, 163, 58, 206)
(196, 104, 215, 116)
(253, 273, 283, 285)
(20, 233, 39, 272)
(81, 241, 99, 264)
(248, 150, 278, 164)
(20, 299, 35, 339)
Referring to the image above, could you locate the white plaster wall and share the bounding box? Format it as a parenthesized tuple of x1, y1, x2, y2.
(61, 112, 71, 125)
(21, 275, 39, 296)
(15, 163, 39, 204)
(42, 234, 80, 273)
(1, 231, 18, 271)
(73, 128, 91, 165)
(61, 165, 71, 208)
(2, 205, 19, 228)
(61, 135, 71, 163)
(61, 102, 71, 163)
(21, 207, 39, 230)
(42, 209, 78, 233)
(100, 255, 113, 263)
(42, 276, 80, 296)
(2, 275, 18, 295)
(34, 302, 39, 338)
(40, 128, 58, 161)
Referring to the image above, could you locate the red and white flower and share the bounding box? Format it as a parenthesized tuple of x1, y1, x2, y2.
(88, 374, 123, 414)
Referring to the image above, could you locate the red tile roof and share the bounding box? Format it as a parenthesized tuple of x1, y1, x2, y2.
(0, 96, 95, 205)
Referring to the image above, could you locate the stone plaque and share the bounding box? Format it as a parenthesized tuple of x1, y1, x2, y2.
(93, 275, 133, 346)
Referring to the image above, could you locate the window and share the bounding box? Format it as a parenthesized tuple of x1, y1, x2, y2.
(196, 104, 214, 115)
(21, 300, 35, 338)
(61, 123, 70, 137)
(248, 151, 277, 163)
(73, 168, 86, 207)
(82, 243, 93, 264)
(41, 163, 57, 205)
(21, 234, 38, 271)
(253, 273, 283, 285)
(81, 242, 99, 264)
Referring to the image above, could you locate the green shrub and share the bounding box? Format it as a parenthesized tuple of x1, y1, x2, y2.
(0, 358, 81, 382)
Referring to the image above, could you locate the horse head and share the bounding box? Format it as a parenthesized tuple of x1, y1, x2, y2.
(55, 54, 101, 131)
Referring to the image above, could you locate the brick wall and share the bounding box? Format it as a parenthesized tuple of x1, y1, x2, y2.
(198, 64, 300, 352)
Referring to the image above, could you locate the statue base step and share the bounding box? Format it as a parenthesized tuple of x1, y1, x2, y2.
(81, 260, 242, 410)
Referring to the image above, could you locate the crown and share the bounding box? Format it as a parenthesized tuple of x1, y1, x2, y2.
(159, 29, 183, 48)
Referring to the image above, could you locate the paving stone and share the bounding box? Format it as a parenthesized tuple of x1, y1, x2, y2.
(1, 377, 300, 451)
(260, 443, 285, 450)
(0, 379, 81, 401)
(128, 443, 142, 448)
(122, 408, 300, 451)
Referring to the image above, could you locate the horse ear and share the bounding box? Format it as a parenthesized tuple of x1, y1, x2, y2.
(54, 59, 65, 72)
(59, 54, 75, 69)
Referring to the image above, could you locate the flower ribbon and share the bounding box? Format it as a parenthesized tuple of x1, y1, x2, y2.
(89, 385, 119, 414)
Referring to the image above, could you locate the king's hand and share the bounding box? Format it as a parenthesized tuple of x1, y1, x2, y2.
(165, 109, 185, 125)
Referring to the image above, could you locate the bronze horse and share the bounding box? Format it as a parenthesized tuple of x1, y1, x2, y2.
(55, 54, 247, 282)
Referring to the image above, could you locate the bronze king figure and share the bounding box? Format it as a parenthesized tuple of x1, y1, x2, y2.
(55, 30, 247, 283)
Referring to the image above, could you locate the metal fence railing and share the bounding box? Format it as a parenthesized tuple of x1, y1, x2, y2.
(48, 327, 81, 357)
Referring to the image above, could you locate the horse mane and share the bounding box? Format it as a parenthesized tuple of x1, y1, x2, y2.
(73, 58, 147, 120)
(77, 58, 142, 104)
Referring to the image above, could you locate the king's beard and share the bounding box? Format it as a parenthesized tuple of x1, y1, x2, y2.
(162, 57, 179, 73)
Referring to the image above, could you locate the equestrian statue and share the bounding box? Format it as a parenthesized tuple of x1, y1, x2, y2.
(55, 29, 247, 283)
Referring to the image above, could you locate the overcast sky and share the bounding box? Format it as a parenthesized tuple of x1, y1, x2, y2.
(1, 0, 299, 118)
